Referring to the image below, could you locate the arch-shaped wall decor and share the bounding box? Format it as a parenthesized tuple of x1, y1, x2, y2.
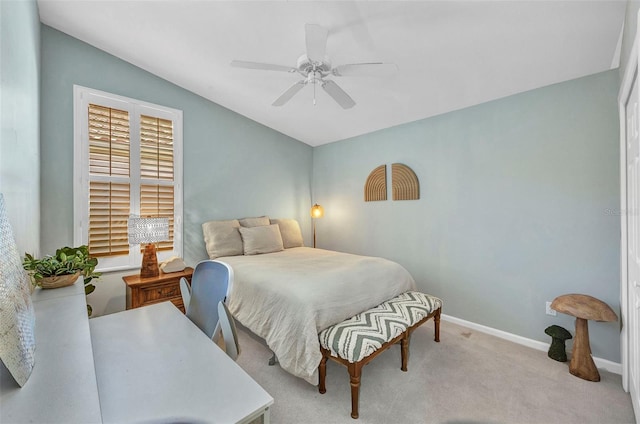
(364, 165, 387, 201)
(392, 163, 419, 200)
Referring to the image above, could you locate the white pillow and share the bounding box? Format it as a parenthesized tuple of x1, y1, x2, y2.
(270, 218, 304, 248)
(238, 224, 284, 255)
(202, 219, 243, 259)
(239, 216, 270, 227)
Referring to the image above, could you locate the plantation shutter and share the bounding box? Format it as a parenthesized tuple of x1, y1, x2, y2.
(75, 86, 183, 272)
(87, 104, 131, 257)
(140, 115, 175, 251)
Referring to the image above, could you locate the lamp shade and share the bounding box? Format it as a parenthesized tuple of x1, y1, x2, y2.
(311, 204, 324, 219)
(128, 217, 169, 245)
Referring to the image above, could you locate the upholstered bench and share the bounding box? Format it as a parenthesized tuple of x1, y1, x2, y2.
(318, 291, 442, 419)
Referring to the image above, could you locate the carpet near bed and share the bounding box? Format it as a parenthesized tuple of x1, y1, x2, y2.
(235, 320, 635, 423)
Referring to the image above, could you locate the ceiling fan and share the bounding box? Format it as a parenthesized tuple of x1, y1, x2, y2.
(231, 24, 397, 109)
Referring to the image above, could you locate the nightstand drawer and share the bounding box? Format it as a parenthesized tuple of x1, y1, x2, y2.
(141, 284, 180, 302)
(123, 267, 193, 313)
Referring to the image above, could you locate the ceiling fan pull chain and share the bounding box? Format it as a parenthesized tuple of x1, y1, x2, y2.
(313, 80, 317, 106)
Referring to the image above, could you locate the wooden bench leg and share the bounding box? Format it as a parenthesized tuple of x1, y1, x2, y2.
(400, 333, 409, 372)
(348, 362, 362, 419)
(318, 352, 328, 394)
(318, 297, 443, 420)
(434, 307, 441, 343)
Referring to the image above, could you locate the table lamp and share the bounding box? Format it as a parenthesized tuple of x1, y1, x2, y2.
(128, 216, 169, 278)
(310, 203, 324, 248)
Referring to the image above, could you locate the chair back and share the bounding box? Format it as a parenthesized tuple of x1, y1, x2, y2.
(218, 301, 240, 360)
(184, 260, 233, 340)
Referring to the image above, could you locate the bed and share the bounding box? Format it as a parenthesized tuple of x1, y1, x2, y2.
(203, 217, 416, 384)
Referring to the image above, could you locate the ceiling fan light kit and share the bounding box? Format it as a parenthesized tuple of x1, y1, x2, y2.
(230, 24, 397, 109)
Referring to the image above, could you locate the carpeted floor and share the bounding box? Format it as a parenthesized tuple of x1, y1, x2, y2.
(235, 320, 636, 424)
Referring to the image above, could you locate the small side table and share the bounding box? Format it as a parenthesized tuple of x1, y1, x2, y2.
(123, 267, 193, 313)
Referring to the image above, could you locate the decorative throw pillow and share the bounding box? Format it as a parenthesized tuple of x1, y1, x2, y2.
(0, 194, 36, 387)
(238, 224, 284, 255)
(202, 219, 243, 259)
(238, 216, 270, 227)
(270, 218, 304, 248)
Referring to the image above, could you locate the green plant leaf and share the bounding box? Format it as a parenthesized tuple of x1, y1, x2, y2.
(23, 246, 100, 317)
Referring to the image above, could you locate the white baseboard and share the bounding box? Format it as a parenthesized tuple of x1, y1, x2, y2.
(441, 314, 622, 376)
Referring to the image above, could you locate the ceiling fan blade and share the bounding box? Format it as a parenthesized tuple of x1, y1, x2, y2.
(305, 24, 328, 62)
(231, 60, 296, 73)
(272, 81, 307, 106)
(332, 63, 398, 77)
(321, 80, 356, 109)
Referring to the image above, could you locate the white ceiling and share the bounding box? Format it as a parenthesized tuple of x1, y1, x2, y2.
(37, 1, 626, 147)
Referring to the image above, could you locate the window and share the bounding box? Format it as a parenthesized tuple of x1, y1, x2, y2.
(74, 86, 183, 272)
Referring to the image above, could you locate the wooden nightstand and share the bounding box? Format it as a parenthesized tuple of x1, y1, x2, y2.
(123, 267, 193, 313)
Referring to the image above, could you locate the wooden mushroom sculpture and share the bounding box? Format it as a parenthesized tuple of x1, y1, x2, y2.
(551, 294, 618, 381)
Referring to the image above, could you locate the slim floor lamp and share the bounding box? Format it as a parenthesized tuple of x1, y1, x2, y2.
(310, 203, 324, 248)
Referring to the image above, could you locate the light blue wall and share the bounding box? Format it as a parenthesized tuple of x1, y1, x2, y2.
(40, 25, 313, 265)
(313, 70, 621, 362)
(0, 0, 40, 256)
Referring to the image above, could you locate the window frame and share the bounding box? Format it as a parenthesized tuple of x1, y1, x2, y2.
(73, 85, 183, 272)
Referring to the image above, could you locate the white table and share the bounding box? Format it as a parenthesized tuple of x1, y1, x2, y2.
(90, 301, 273, 424)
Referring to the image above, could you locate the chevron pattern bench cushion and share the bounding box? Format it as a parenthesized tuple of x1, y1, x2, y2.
(319, 291, 442, 363)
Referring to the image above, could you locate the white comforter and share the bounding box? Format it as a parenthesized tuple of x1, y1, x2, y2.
(219, 247, 416, 384)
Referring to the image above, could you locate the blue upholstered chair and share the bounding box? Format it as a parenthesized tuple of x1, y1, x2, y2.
(179, 260, 234, 344)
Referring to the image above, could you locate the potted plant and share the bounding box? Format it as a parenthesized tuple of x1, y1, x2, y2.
(23, 245, 101, 315)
